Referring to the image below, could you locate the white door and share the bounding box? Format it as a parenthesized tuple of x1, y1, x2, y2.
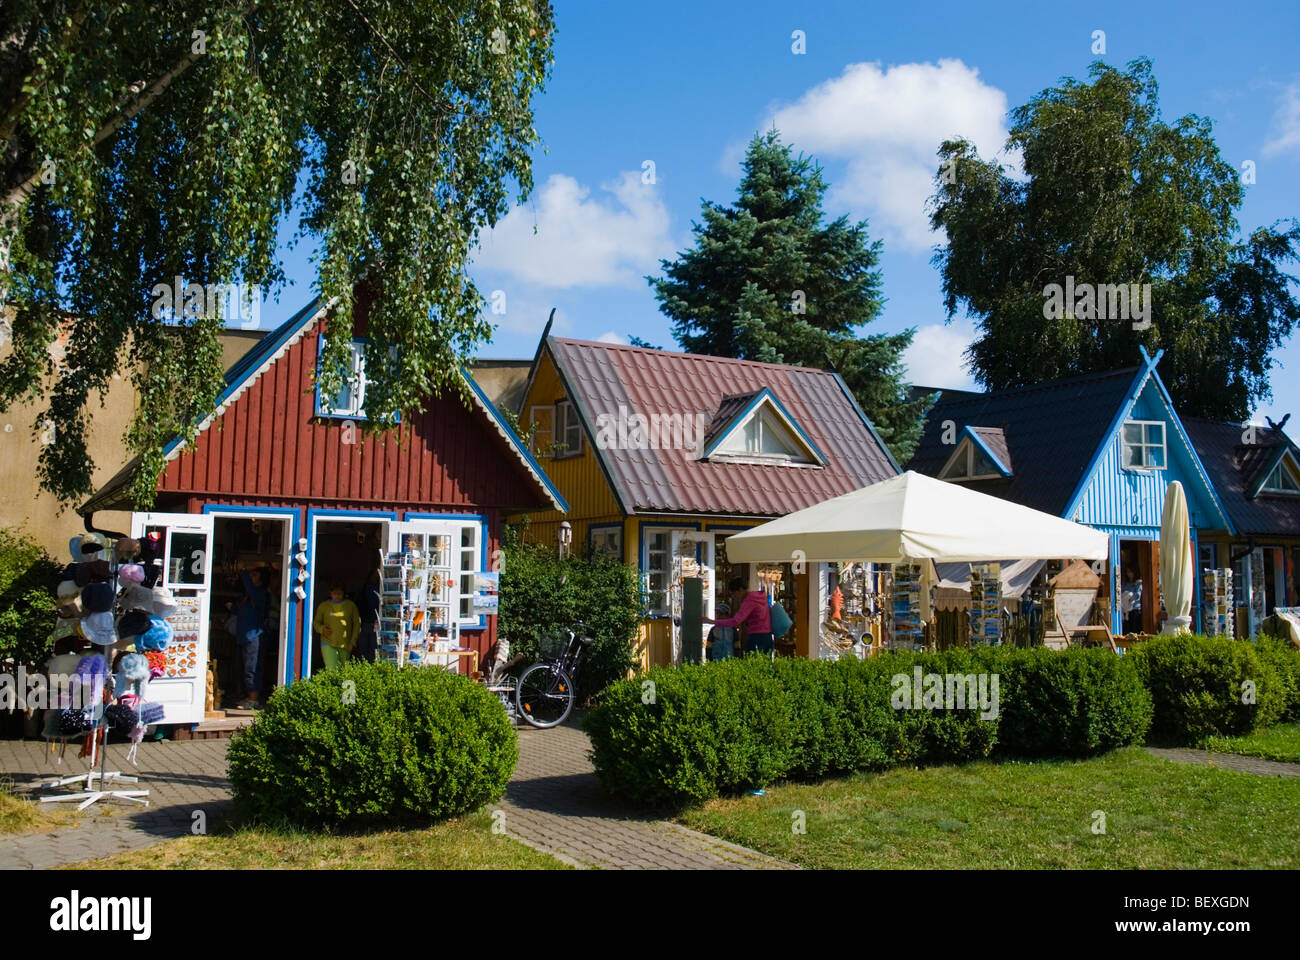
(669, 531, 715, 664)
(130, 512, 215, 725)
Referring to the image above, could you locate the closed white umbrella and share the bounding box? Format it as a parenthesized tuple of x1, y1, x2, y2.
(725, 471, 1108, 564)
(1159, 480, 1194, 634)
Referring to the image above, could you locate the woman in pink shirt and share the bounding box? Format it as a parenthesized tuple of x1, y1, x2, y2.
(704, 578, 774, 655)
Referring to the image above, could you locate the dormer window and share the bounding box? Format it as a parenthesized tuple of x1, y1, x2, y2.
(1261, 457, 1300, 494)
(1122, 420, 1166, 469)
(701, 389, 825, 466)
(938, 427, 1011, 482)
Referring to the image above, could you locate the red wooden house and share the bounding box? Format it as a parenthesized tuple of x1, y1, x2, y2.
(80, 295, 565, 727)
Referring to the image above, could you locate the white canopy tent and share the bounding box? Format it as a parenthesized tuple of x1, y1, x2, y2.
(725, 471, 1109, 564)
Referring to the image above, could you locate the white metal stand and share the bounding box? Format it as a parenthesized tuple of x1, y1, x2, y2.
(41, 723, 150, 810)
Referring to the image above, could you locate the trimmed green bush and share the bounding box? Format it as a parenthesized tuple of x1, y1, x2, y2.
(1253, 635, 1300, 722)
(583, 646, 1152, 808)
(227, 661, 517, 827)
(1130, 634, 1285, 743)
(583, 652, 1003, 808)
(988, 646, 1152, 757)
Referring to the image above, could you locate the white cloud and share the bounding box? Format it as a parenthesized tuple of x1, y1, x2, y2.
(473, 171, 674, 288)
(902, 323, 979, 390)
(1263, 82, 1300, 157)
(595, 330, 628, 344)
(766, 60, 1013, 252)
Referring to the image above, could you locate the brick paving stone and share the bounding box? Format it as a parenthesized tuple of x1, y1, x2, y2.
(2, 716, 795, 870)
(1144, 746, 1300, 777)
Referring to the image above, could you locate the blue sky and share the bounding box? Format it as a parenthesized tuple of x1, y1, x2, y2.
(257, 0, 1300, 424)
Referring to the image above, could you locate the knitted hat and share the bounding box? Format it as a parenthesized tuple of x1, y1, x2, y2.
(118, 652, 151, 682)
(58, 708, 94, 736)
(104, 703, 138, 735)
(114, 537, 140, 561)
(138, 702, 165, 725)
(117, 563, 145, 584)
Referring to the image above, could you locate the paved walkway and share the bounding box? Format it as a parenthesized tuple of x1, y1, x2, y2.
(0, 737, 235, 869)
(1145, 746, 1300, 778)
(0, 722, 794, 870)
(501, 721, 796, 869)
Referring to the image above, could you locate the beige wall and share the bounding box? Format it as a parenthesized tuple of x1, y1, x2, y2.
(0, 325, 267, 557)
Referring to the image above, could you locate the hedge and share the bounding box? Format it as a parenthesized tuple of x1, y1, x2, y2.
(227, 661, 517, 827)
(1130, 634, 1289, 743)
(583, 646, 1148, 808)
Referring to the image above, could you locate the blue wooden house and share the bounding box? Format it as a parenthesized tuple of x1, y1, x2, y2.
(909, 350, 1234, 635)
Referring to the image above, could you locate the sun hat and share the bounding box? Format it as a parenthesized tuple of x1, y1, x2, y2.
(119, 583, 155, 611)
(79, 532, 108, 555)
(51, 617, 82, 642)
(81, 610, 118, 646)
(137, 616, 172, 651)
(117, 563, 145, 584)
(151, 586, 179, 618)
(56, 579, 80, 601)
(81, 581, 114, 613)
(114, 537, 140, 560)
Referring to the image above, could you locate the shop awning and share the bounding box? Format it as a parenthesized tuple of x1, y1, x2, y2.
(724, 471, 1109, 564)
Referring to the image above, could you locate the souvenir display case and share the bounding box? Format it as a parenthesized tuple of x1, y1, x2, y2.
(1202, 567, 1234, 638)
(969, 563, 1002, 645)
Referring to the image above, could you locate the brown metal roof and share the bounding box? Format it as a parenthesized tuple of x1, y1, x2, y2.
(547, 337, 899, 517)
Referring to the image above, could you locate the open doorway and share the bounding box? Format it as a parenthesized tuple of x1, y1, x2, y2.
(1118, 539, 1158, 635)
(209, 514, 291, 709)
(310, 519, 385, 674)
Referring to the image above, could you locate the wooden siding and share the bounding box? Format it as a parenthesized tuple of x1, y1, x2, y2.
(1072, 379, 1224, 531)
(158, 316, 542, 511)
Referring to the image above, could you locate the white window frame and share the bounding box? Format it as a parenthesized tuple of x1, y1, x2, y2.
(589, 526, 623, 561)
(316, 338, 369, 419)
(715, 406, 813, 464)
(939, 439, 1004, 482)
(1121, 420, 1166, 470)
(554, 399, 582, 458)
(1262, 456, 1300, 494)
(644, 530, 672, 616)
(389, 517, 486, 630)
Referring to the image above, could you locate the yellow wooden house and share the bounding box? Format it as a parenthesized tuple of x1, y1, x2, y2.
(512, 330, 900, 667)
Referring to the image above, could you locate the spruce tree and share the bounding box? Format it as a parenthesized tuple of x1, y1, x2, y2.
(649, 130, 927, 463)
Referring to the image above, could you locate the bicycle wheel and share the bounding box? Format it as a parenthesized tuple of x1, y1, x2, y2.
(515, 663, 574, 728)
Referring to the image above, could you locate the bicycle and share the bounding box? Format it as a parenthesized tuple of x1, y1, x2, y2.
(513, 622, 592, 729)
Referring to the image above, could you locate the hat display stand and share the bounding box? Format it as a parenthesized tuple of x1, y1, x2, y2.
(41, 541, 150, 811)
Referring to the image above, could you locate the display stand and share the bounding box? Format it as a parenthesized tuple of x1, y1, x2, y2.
(1202, 567, 1234, 638)
(969, 563, 1002, 645)
(890, 563, 926, 651)
(380, 535, 462, 672)
(41, 539, 150, 810)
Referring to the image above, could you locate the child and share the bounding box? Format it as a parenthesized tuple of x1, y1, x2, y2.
(313, 583, 360, 671)
(707, 602, 736, 660)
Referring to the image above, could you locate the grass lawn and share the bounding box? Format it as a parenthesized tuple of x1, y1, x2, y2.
(1198, 722, 1300, 764)
(65, 810, 570, 870)
(676, 747, 1300, 869)
(0, 783, 78, 835)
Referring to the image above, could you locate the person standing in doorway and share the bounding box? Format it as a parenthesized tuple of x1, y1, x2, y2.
(704, 578, 773, 656)
(1121, 568, 1143, 635)
(314, 583, 360, 671)
(357, 567, 381, 663)
(234, 568, 268, 709)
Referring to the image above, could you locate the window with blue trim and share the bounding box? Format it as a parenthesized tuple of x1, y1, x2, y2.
(316, 339, 368, 419)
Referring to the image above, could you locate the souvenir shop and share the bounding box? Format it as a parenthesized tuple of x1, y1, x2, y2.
(77, 294, 564, 732)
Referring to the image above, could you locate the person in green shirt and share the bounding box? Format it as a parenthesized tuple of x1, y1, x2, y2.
(314, 583, 360, 671)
